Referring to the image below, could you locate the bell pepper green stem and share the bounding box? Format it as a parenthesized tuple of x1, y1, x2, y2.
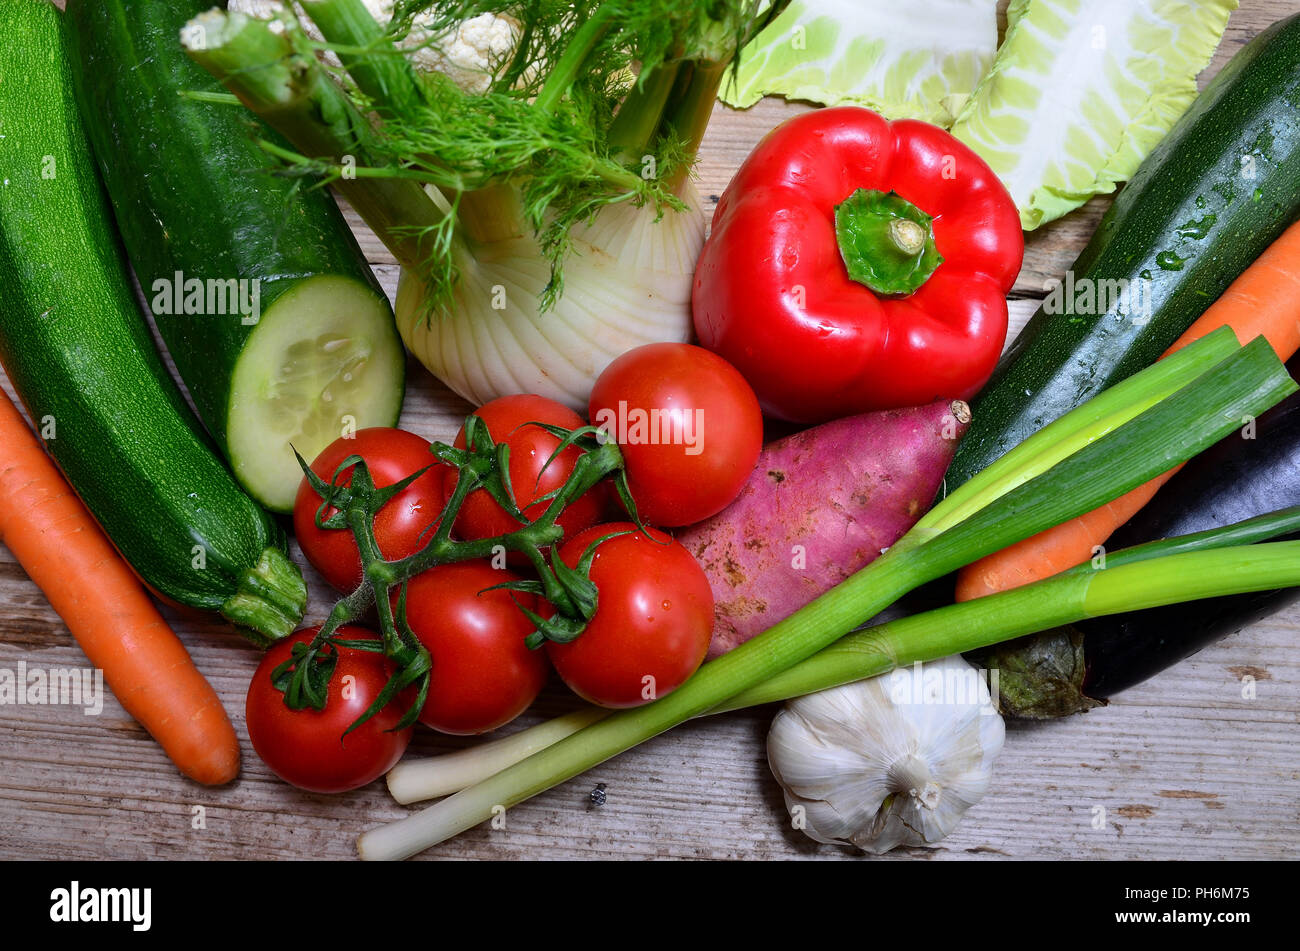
(834, 188, 943, 296)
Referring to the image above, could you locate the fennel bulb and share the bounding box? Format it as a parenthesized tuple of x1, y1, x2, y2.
(395, 180, 704, 410)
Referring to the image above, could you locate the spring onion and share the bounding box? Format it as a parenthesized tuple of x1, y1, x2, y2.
(385, 502, 1300, 805)
(355, 329, 1295, 858)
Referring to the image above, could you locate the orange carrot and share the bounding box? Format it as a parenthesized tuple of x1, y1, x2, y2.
(956, 219, 1300, 602)
(0, 387, 239, 785)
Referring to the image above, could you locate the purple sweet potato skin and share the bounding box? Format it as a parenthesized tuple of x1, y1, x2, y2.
(679, 399, 970, 659)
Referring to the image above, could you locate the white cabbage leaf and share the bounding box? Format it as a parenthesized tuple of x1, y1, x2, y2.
(950, 0, 1238, 230)
(719, 0, 1000, 127)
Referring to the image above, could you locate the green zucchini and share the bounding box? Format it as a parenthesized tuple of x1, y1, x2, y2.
(65, 0, 405, 513)
(0, 0, 304, 645)
(948, 13, 1300, 487)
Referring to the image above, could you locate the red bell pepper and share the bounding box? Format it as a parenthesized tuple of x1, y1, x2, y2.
(693, 106, 1023, 423)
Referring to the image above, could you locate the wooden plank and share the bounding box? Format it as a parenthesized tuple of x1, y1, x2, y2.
(2, 0, 1297, 861)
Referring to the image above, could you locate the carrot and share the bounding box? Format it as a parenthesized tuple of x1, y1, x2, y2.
(0, 387, 239, 785)
(956, 219, 1300, 602)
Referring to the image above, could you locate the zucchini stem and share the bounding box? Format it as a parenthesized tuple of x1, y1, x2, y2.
(221, 547, 309, 647)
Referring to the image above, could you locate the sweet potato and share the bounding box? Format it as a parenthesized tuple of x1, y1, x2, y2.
(680, 399, 970, 658)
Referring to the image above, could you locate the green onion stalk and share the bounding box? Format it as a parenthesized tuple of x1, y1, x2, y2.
(184, 0, 789, 411)
(387, 502, 1300, 804)
(357, 328, 1296, 859)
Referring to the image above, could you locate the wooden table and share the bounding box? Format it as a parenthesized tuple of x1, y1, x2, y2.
(2, 0, 1297, 861)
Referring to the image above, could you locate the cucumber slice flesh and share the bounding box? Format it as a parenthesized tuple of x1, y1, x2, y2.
(228, 275, 405, 512)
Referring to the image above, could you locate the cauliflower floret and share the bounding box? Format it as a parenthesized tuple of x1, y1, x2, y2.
(417, 12, 518, 92)
(227, 0, 519, 94)
(226, 0, 291, 22)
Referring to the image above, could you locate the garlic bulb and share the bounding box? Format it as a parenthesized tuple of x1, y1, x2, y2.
(768, 655, 1004, 853)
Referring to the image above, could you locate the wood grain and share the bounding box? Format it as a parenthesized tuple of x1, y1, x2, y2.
(2, 0, 1297, 861)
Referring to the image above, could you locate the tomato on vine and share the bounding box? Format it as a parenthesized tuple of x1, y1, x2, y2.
(447, 394, 606, 547)
(400, 560, 550, 735)
(246, 627, 413, 793)
(294, 428, 448, 593)
(543, 523, 713, 708)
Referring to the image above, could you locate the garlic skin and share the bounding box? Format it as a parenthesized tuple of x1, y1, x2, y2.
(768, 656, 1005, 854)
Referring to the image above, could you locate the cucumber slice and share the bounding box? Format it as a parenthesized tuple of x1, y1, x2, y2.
(229, 275, 406, 512)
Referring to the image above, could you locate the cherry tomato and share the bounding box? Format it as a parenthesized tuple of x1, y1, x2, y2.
(588, 343, 762, 527)
(447, 395, 605, 549)
(294, 428, 448, 593)
(246, 627, 413, 793)
(401, 560, 549, 735)
(545, 523, 713, 708)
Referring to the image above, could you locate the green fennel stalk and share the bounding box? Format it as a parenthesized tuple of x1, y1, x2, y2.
(185, 0, 786, 309)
